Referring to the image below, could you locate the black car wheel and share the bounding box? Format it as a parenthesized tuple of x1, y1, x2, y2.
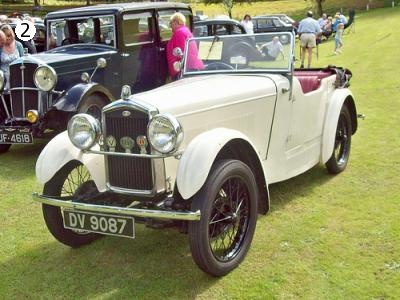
(0, 112, 11, 154)
(326, 105, 352, 174)
(188, 159, 258, 276)
(42, 161, 101, 248)
(78, 94, 108, 121)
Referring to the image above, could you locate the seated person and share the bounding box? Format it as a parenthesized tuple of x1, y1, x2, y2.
(258, 36, 284, 61)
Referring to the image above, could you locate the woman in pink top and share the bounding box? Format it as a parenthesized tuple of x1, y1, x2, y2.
(166, 12, 204, 80)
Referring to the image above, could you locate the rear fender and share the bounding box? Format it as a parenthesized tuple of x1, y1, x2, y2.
(321, 89, 357, 163)
(36, 131, 107, 192)
(53, 83, 114, 112)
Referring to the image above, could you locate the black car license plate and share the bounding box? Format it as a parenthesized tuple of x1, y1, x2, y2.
(63, 210, 135, 238)
(0, 129, 33, 144)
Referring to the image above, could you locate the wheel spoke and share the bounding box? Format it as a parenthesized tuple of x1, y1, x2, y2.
(208, 175, 251, 262)
(209, 215, 232, 225)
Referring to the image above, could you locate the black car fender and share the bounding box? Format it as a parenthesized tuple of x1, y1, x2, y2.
(52, 83, 114, 112)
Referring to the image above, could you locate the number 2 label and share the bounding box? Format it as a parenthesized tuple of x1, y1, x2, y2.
(15, 20, 36, 41)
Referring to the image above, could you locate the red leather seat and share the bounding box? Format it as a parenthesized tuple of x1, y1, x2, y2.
(294, 70, 333, 94)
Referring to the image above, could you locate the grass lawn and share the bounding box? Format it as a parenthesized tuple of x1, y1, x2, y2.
(0, 5, 400, 299)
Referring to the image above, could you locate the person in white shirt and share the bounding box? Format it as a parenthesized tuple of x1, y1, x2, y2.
(259, 36, 284, 60)
(240, 14, 254, 34)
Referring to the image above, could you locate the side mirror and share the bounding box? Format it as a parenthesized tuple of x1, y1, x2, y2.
(173, 47, 183, 59)
(96, 58, 107, 69)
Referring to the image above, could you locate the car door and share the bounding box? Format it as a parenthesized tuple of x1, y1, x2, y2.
(120, 10, 159, 93)
(285, 78, 328, 155)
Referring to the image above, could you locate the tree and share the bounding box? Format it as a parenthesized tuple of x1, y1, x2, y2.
(305, 0, 325, 17)
(203, 0, 251, 19)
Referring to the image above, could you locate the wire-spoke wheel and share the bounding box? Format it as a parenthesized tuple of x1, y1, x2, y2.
(189, 160, 258, 276)
(326, 105, 352, 174)
(42, 160, 101, 247)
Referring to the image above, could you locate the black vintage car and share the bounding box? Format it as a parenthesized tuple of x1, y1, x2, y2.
(0, 2, 193, 153)
(193, 18, 260, 62)
(252, 16, 294, 44)
(193, 18, 246, 37)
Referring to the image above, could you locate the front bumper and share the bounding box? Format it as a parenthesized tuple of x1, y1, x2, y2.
(32, 193, 201, 221)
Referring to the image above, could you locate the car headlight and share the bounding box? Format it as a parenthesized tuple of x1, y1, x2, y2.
(34, 65, 57, 91)
(68, 114, 101, 150)
(147, 114, 183, 154)
(0, 70, 4, 91)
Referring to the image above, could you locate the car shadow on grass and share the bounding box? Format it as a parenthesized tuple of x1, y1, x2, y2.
(0, 139, 47, 181)
(0, 224, 218, 298)
(268, 164, 334, 212)
(0, 164, 335, 298)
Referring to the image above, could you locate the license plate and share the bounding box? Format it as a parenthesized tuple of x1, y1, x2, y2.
(63, 210, 135, 239)
(0, 129, 33, 144)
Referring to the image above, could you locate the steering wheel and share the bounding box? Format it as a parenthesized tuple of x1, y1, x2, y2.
(205, 62, 234, 71)
(61, 37, 81, 45)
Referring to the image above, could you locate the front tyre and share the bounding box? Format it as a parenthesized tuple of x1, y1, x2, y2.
(78, 94, 108, 121)
(188, 160, 258, 276)
(0, 112, 11, 154)
(0, 143, 11, 154)
(42, 161, 101, 248)
(326, 105, 352, 174)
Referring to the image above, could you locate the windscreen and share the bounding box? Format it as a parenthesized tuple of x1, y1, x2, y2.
(183, 32, 294, 75)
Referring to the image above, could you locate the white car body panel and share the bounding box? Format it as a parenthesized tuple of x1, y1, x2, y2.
(36, 131, 107, 192)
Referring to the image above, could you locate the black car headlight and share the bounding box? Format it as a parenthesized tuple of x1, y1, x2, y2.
(34, 65, 57, 91)
(147, 114, 183, 154)
(68, 114, 101, 150)
(0, 70, 4, 91)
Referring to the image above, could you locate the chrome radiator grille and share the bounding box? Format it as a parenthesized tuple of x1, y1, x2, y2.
(9, 63, 39, 118)
(104, 108, 153, 190)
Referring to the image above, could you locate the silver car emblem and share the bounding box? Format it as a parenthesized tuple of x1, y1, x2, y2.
(120, 136, 135, 153)
(106, 135, 116, 152)
(122, 111, 131, 117)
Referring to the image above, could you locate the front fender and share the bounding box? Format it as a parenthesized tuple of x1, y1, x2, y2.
(321, 89, 355, 163)
(36, 131, 107, 192)
(53, 83, 114, 112)
(176, 128, 263, 199)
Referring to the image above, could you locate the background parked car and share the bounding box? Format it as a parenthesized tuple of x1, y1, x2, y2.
(193, 18, 260, 61)
(0, 2, 193, 154)
(259, 14, 299, 34)
(193, 18, 246, 36)
(252, 15, 294, 43)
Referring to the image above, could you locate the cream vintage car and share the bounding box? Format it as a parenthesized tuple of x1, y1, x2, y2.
(33, 32, 359, 276)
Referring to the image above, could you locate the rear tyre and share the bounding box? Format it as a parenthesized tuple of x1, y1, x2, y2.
(326, 105, 352, 174)
(188, 160, 258, 276)
(42, 161, 101, 248)
(0, 144, 11, 154)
